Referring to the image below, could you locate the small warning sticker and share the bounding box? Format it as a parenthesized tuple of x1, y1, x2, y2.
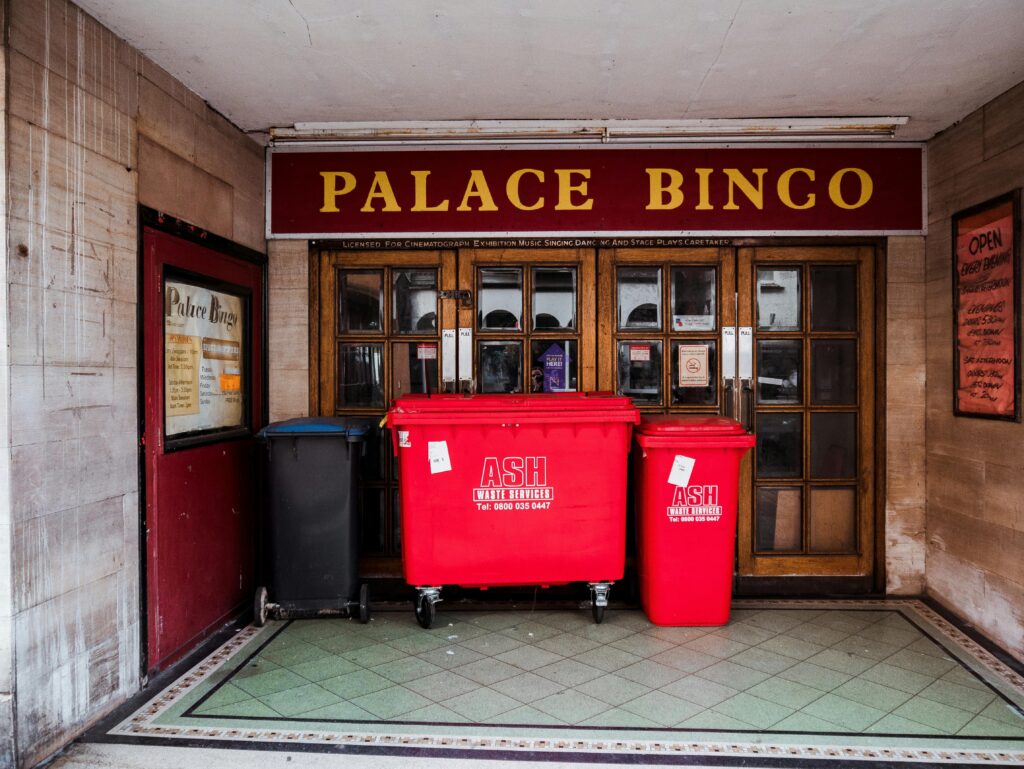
(417, 343, 437, 360)
(629, 344, 651, 362)
(398, 430, 411, 448)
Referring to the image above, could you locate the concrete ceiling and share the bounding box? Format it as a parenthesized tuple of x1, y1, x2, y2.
(76, 0, 1024, 140)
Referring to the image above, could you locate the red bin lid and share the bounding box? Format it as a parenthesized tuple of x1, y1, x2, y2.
(635, 415, 747, 436)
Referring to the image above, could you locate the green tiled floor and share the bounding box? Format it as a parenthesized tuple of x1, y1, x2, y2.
(116, 602, 1024, 757)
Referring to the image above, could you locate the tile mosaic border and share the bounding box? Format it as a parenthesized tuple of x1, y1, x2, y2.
(107, 600, 1024, 764)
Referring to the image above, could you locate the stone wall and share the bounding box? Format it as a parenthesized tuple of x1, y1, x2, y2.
(1, 0, 265, 764)
(268, 240, 310, 422)
(925, 81, 1024, 660)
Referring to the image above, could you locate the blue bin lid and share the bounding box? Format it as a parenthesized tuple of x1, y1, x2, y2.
(258, 417, 370, 439)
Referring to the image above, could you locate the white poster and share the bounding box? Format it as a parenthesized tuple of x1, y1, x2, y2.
(164, 280, 245, 437)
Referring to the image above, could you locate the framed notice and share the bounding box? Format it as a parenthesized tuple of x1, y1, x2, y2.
(952, 190, 1021, 421)
(164, 272, 250, 446)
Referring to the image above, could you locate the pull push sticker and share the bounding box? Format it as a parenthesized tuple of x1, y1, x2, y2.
(428, 441, 452, 474)
(668, 454, 696, 487)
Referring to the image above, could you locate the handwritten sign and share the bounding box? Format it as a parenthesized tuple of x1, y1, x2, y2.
(953, 192, 1020, 421)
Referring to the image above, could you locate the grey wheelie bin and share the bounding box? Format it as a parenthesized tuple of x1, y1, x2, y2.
(254, 417, 370, 624)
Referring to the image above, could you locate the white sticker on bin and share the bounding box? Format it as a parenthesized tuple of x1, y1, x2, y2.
(668, 454, 696, 487)
(428, 441, 452, 474)
(398, 430, 411, 448)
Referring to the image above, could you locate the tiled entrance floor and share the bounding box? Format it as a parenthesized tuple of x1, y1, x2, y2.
(107, 600, 1024, 763)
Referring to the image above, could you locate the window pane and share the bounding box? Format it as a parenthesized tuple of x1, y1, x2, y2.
(337, 343, 384, 406)
(360, 425, 386, 481)
(478, 268, 523, 330)
(811, 340, 857, 404)
(756, 267, 801, 331)
(529, 340, 578, 392)
(392, 269, 437, 333)
(810, 412, 856, 478)
(671, 340, 717, 406)
(756, 412, 802, 478)
(811, 265, 857, 331)
(757, 340, 801, 404)
(756, 487, 802, 552)
(360, 487, 386, 554)
(338, 270, 383, 332)
(532, 267, 576, 330)
(809, 487, 856, 552)
(479, 340, 522, 393)
(392, 342, 438, 397)
(618, 267, 661, 330)
(617, 340, 663, 405)
(670, 267, 716, 331)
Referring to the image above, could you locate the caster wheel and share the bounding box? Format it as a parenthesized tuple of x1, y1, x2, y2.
(592, 602, 605, 624)
(415, 594, 436, 629)
(358, 583, 371, 624)
(254, 586, 268, 627)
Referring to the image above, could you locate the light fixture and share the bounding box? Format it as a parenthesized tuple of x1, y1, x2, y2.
(270, 117, 909, 145)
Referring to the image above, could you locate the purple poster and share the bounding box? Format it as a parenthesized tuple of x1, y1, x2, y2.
(539, 343, 569, 392)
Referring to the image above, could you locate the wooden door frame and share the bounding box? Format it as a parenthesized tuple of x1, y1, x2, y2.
(736, 246, 876, 582)
(459, 248, 597, 392)
(307, 238, 889, 595)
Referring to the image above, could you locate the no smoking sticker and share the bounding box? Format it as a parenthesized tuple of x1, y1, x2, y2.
(677, 344, 709, 387)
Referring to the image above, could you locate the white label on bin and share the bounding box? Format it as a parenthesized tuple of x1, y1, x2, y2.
(668, 454, 696, 487)
(428, 441, 452, 474)
(398, 430, 411, 448)
(667, 485, 723, 523)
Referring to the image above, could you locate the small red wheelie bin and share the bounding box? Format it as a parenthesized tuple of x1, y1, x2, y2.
(633, 416, 754, 626)
(387, 393, 639, 628)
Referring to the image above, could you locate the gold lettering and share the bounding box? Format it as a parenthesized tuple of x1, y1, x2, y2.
(506, 169, 545, 211)
(777, 168, 816, 210)
(695, 168, 714, 210)
(319, 171, 356, 213)
(723, 168, 767, 210)
(456, 170, 499, 212)
(410, 171, 449, 212)
(360, 171, 402, 213)
(554, 169, 594, 211)
(828, 168, 873, 209)
(645, 169, 684, 210)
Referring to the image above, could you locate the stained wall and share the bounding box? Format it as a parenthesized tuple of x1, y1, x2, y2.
(925, 81, 1024, 661)
(1, 0, 265, 764)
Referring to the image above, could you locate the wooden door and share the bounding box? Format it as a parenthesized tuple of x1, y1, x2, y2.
(317, 250, 457, 573)
(597, 245, 877, 588)
(458, 249, 597, 393)
(735, 246, 876, 581)
(597, 248, 735, 413)
(143, 226, 264, 672)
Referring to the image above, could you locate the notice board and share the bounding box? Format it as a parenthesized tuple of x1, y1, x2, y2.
(952, 190, 1021, 421)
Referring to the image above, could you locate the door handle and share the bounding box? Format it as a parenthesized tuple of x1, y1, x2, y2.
(738, 327, 753, 431)
(441, 329, 457, 393)
(458, 328, 474, 393)
(721, 327, 736, 418)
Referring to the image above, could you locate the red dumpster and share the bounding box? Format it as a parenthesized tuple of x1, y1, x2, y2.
(387, 393, 639, 628)
(633, 416, 754, 626)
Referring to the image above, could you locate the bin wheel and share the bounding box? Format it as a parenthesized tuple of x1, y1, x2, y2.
(414, 594, 435, 629)
(592, 603, 605, 624)
(358, 584, 371, 624)
(254, 586, 268, 627)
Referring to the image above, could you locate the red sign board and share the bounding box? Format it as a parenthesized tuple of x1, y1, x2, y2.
(953, 192, 1020, 420)
(268, 145, 923, 237)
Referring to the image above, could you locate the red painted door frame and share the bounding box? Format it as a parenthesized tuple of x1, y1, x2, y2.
(141, 219, 265, 673)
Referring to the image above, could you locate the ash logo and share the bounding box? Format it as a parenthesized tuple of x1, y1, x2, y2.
(473, 456, 554, 510)
(667, 485, 722, 522)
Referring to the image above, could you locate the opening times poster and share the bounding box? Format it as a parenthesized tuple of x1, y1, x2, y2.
(954, 194, 1019, 419)
(164, 280, 246, 437)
